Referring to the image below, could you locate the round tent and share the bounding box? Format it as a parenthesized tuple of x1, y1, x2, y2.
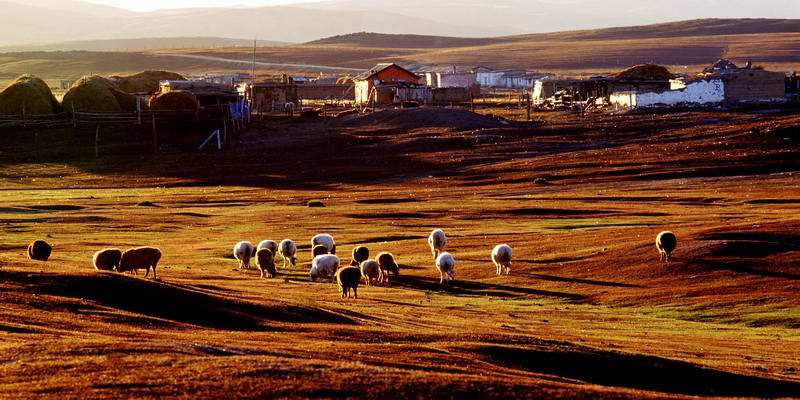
(0, 75, 61, 115)
(62, 75, 138, 113)
(148, 90, 199, 111)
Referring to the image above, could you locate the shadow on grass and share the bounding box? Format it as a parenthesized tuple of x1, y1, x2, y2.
(391, 275, 587, 302)
(1, 270, 355, 331)
(518, 272, 645, 288)
(478, 345, 800, 397)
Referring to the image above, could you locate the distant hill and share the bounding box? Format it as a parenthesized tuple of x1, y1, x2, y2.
(0, 37, 289, 53)
(308, 32, 502, 48)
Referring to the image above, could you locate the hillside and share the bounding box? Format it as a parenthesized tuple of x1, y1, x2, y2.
(0, 37, 289, 53)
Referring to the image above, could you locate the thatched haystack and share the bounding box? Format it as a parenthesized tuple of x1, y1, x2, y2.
(0, 75, 61, 115)
(613, 64, 674, 81)
(148, 90, 199, 110)
(112, 70, 186, 94)
(62, 75, 137, 113)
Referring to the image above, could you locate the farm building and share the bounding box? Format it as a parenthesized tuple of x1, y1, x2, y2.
(432, 87, 472, 103)
(354, 63, 420, 105)
(159, 80, 240, 107)
(250, 82, 298, 112)
(372, 83, 431, 105)
(296, 84, 354, 101)
(472, 67, 506, 88)
(606, 64, 674, 94)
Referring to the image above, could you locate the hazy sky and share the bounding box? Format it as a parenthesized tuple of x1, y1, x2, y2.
(86, 0, 316, 11)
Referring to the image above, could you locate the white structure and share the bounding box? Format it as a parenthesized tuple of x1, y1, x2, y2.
(610, 79, 725, 109)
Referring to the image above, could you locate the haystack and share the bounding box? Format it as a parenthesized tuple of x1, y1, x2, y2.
(613, 64, 674, 81)
(62, 75, 138, 113)
(112, 70, 186, 94)
(0, 75, 61, 115)
(148, 90, 199, 111)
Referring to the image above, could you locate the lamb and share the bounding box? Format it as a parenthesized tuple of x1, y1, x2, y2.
(310, 254, 339, 283)
(233, 241, 256, 270)
(256, 248, 277, 278)
(435, 252, 456, 284)
(336, 266, 362, 299)
(278, 239, 297, 269)
(491, 244, 513, 276)
(350, 246, 369, 267)
(656, 231, 678, 262)
(257, 240, 279, 256)
(311, 233, 336, 255)
(428, 229, 447, 260)
(118, 246, 161, 279)
(360, 259, 382, 286)
(375, 251, 399, 283)
(93, 248, 122, 271)
(27, 240, 52, 261)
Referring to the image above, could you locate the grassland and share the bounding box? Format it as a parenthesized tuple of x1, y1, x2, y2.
(0, 106, 798, 398)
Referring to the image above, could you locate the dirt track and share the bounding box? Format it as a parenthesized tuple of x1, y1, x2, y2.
(0, 107, 799, 399)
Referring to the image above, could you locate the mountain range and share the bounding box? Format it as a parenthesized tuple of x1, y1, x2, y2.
(1, 0, 799, 48)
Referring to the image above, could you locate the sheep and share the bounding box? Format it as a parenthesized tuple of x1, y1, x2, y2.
(311, 233, 336, 255)
(310, 254, 339, 283)
(27, 240, 52, 261)
(233, 241, 256, 270)
(428, 229, 447, 260)
(360, 259, 382, 286)
(436, 252, 456, 284)
(257, 240, 278, 256)
(278, 239, 297, 269)
(336, 266, 362, 299)
(375, 252, 399, 283)
(492, 244, 513, 276)
(350, 246, 369, 267)
(118, 247, 161, 279)
(312, 244, 329, 258)
(93, 248, 122, 271)
(656, 231, 678, 262)
(256, 248, 277, 279)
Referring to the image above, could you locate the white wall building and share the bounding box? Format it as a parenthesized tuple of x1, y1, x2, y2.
(610, 79, 725, 109)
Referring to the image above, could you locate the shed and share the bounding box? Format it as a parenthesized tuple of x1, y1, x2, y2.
(354, 63, 420, 104)
(159, 80, 240, 107)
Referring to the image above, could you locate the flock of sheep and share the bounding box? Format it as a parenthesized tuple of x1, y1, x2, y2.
(25, 230, 678, 300)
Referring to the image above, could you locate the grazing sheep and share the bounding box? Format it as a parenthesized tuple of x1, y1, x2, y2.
(350, 246, 369, 267)
(118, 247, 161, 279)
(360, 259, 382, 286)
(278, 239, 297, 269)
(93, 248, 122, 271)
(310, 254, 339, 283)
(436, 252, 456, 284)
(656, 231, 678, 262)
(336, 266, 362, 299)
(312, 244, 329, 258)
(27, 240, 52, 261)
(233, 241, 256, 270)
(257, 240, 279, 256)
(492, 244, 513, 276)
(428, 229, 447, 260)
(375, 252, 399, 283)
(256, 248, 277, 279)
(311, 233, 336, 255)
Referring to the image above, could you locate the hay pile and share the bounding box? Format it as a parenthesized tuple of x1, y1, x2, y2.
(62, 75, 138, 113)
(112, 70, 186, 94)
(148, 90, 199, 110)
(613, 64, 674, 81)
(0, 75, 61, 115)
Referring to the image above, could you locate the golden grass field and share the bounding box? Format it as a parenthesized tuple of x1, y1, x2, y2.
(0, 106, 798, 398)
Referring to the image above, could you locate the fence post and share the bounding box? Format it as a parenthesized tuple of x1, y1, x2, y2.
(527, 92, 532, 121)
(95, 125, 100, 158)
(151, 113, 158, 153)
(22, 101, 27, 129)
(136, 97, 142, 125)
(72, 104, 77, 128)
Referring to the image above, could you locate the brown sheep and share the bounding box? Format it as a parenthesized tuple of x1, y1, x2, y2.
(375, 252, 399, 283)
(336, 266, 362, 299)
(93, 248, 122, 271)
(312, 244, 329, 258)
(656, 231, 678, 262)
(360, 259, 382, 286)
(350, 246, 369, 267)
(27, 240, 52, 261)
(257, 248, 277, 279)
(118, 247, 161, 279)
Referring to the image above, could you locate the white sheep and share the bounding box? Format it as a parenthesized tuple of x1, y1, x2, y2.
(257, 240, 279, 256)
(278, 239, 297, 269)
(311, 233, 336, 254)
(310, 254, 340, 283)
(428, 229, 447, 260)
(436, 252, 456, 284)
(492, 244, 513, 276)
(360, 259, 382, 286)
(656, 231, 678, 262)
(233, 241, 256, 270)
